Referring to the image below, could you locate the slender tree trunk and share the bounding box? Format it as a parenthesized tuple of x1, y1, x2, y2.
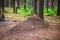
(17, 0, 20, 8)
(0, 0, 5, 21)
(5, 0, 9, 7)
(0, 0, 2, 19)
(10, 0, 13, 7)
(1, 0, 4, 13)
(33, 0, 37, 15)
(39, 0, 44, 19)
(57, 0, 60, 16)
(46, 0, 49, 12)
(2, 0, 5, 20)
(12, 0, 15, 13)
(24, 0, 26, 10)
(31, 0, 33, 8)
(50, 0, 54, 9)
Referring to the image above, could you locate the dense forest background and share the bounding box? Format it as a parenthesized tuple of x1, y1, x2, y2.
(0, 0, 60, 21)
(0, 0, 60, 40)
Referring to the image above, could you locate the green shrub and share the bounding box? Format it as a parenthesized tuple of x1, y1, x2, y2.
(44, 7, 57, 16)
(18, 8, 33, 17)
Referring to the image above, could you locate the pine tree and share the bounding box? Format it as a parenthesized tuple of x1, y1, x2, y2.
(39, 0, 44, 19)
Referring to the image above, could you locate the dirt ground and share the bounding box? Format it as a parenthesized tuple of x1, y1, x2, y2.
(0, 16, 60, 40)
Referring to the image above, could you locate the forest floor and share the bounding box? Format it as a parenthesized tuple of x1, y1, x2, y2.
(0, 13, 60, 40)
(4, 13, 60, 23)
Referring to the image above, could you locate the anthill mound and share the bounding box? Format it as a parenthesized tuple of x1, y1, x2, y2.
(0, 16, 60, 40)
(9, 16, 49, 32)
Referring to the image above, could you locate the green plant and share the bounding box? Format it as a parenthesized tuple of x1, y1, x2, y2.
(17, 8, 33, 17)
(44, 7, 57, 16)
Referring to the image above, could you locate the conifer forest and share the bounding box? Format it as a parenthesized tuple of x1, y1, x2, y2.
(0, 0, 60, 40)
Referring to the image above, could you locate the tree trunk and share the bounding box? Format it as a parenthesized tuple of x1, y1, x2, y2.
(0, 0, 5, 21)
(33, 0, 37, 15)
(17, 0, 20, 8)
(57, 0, 60, 16)
(1, 0, 4, 13)
(24, 0, 26, 10)
(10, 0, 13, 7)
(46, 0, 49, 12)
(50, 0, 54, 9)
(5, 0, 9, 7)
(12, 0, 15, 13)
(38, 0, 44, 19)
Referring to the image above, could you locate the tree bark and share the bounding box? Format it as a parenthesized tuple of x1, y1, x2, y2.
(17, 0, 20, 8)
(46, 0, 49, 12)
(24, 0, 26, 10)
(33, 0, 37, 15)
(5, 0, 9, 7)
(0, 0, 5, 21)
(57, 0, 60, 16)
(12, 0, 15, 13)
(10, 0, 13, 7)
(1, 0, 4, 13)
(50, 0, 54, 9)
(39, 0, 44, 19)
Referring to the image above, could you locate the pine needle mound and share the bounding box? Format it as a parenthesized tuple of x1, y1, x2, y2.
(26, 16, 49, 29)
(9, 16, 49, 32)
(0, 16, 60, 40)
